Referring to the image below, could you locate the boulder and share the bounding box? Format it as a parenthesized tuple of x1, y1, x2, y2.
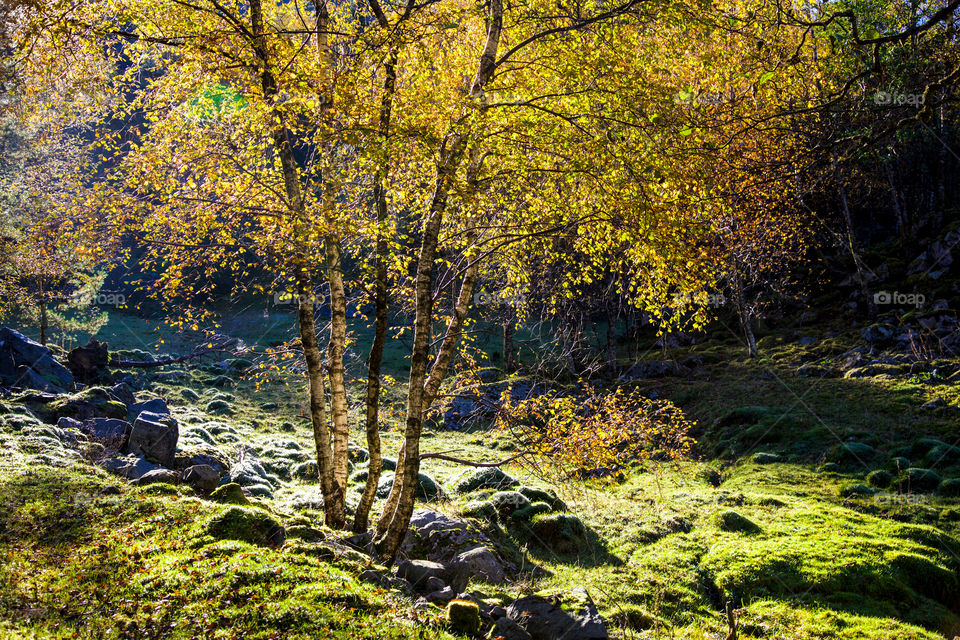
(99, 453, 159, 480)
(396, 559, 449, 590)
(131, 468, 181, 486)
(66, 339, 110, 384)
(68, 417, 132, 452)
(526, 514, 588, 553)
(402, 510, 509, 568)
(127, 410, 179, 467)
(490, 617, 533, 640)
(127, 397, 170, 422)
(108, 383, 136, 407)
(0, 327, 74, 392)
(50, 387, 127, 422)
(203, 506, 285, 547)
(455, 467, 519, 494)
(182, 464, 220, 495)
(448, 546, 506, 588)
(506, 592, 608, 640)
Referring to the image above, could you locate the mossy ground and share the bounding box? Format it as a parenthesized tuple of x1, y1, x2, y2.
(6, 315, 960, 638)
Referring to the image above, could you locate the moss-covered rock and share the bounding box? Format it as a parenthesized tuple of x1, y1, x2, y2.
(866, 470, 893, 488)
(938, 478, 960, 497)
(752, 452, 782, 464)
(888, 456, 911, 473)
(205, 399, 233, 415)
(292, 461, 319, 482)
(446, 599, 480, 634)
(454, 467, 518, 494)
(375, 472, 446, 502)
(517, 486, 566, 511)
(203, 506, 285, 547)
(49, 387, 127, 421)
(488, 490, 531, 516)
(210, 482, 250, 505)
(830, 442, 876, 464)
(718, 510, 761, 534)
(899, 468, 941, 493)
(181, 388, 201, 402)
(526, 513, 588, 553)
(511, 501, 553, 521)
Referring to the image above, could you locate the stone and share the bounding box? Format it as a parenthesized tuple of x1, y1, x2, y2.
(72, 417, 132, 452)
(447, 599, 481, 634)
(203, 506, 285, 547)
(99, 453, 159, 480)
(131, 468, 181, 486)
(424, 576, 447, 592)
(455, 467, 519, 494)
(127, 410, 179, 467)
(489, 617, 533, 640)
(182, 464, 220, 495)
(0, 327, 74, 392)
(900, 468, 941, 492)
(717, 510, 761, 534)
(426, 586, 456, 605)
(396, 559, 449, 590)
(210, 482, 249, 505)
(205, 399, 233, 415)
(526, 514, 588, 553)
(50, 387, 127, 422)
(127, 397, 170, 422)
(752, 452, 782, 464)
(66, 339, 110, 384)
(449, 546, 506, 589)
(506, 593, 608, 640)
(623, 360, 678, 379)
(108, 383, 136, 407)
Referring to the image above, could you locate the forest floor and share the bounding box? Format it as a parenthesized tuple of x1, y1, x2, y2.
(2, 314, 960, 639)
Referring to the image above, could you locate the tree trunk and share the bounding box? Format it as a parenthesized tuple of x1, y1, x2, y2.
(503, 316, 514, 373)
(250, 0, 343, 526)
(38, 281, 47, 346)
(325, 238, 350, 500)
(835, 159, 876, 319)
(353, 47, 397, 533)
(731, 261, 758, 358)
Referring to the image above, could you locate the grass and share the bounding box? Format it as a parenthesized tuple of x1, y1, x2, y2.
(5, 312, 960, 638)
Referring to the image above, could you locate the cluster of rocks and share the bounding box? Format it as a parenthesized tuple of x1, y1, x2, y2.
(438, 375, 546, 431)
(832, 437, 960, 499)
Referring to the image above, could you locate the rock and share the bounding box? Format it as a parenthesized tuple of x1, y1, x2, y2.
(259, 402, 278, 410)
(506, 593, 609, 640)
(839, 483, 877, 498)
(131, 468, 181, 486)
(70, 417, 132, 452)
(205, 399, 233, 415)
(830, 442, 876, 464)
(866, 469, 893, 488)
(900, 468, 941, 492)
(396, 559, 449, 590)
(376, 471, 446, 502)
(402, 510, 509, 569)
(489, 617, 533, 640)
(0, 327, 74, 392)
(512, 502, 553, 521)
(526, 514, 588, 553)
(292, 461, 319, 482)
(752, 452, 782, 464)
(99, 453, 158, 480)
(489, 491, 531, 516)
(424, 576, 447, 593)
(127, 410, 179, 467)
(127, 397, 170, 422)
(455, 467, 519, 494)
(285, 525, 325, 542)
(517, 486, 566, 511)
(921, 397, 948, 410)
(50, 387, 127, 422)
(717, 510, 761, 534)
(449, 546, 506, 588)
(183, 464, 220, 495)
(623, 360, 678, 379)
(446, 599, 481, 634)
(888, 456, 911, 472)
(204, 506, 285, 546)
(426, 586, 456, 605)
(938, 478, 960, 497)
(154, 371, 188, 383)
(181, 389, 201, 402)
(66, 339, 110, 384)
(108, 383, 136, 407)
(861, 323, 895, 345)
(210, 482, 249, 505)
(797, 336, 817, 346)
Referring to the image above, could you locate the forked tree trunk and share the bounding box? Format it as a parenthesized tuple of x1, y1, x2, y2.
(375, 0, 502, 563)
(250, 0, 343, 525)
(354, 46, 397, 532)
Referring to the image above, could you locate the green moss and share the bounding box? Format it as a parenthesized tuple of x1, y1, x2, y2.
(526, 513, 587, 553)
(511, 501, 553, 521)
(203, 506, 285, 547)
(446, 599, 480, 634)
(866, 470, 893, 488)
(717, 510, 761, 534)
(210, 482, 250, 505)
(454, 467, 518, 494)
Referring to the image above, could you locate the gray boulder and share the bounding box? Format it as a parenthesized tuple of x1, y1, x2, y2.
(131, 468, 181, 486)
(127, 410, 179, 467)
(99, 454, 159, 480)
(0, 328, 74, 392)
(182, 464, 220, 495)
(70, 417, 132, 452)
(449, 546, 506, 589)
(127, 397, 170, 422)
(507, 591, 608, 640)
(490, 618, 533, 640)
(396, 559, 449, 591)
